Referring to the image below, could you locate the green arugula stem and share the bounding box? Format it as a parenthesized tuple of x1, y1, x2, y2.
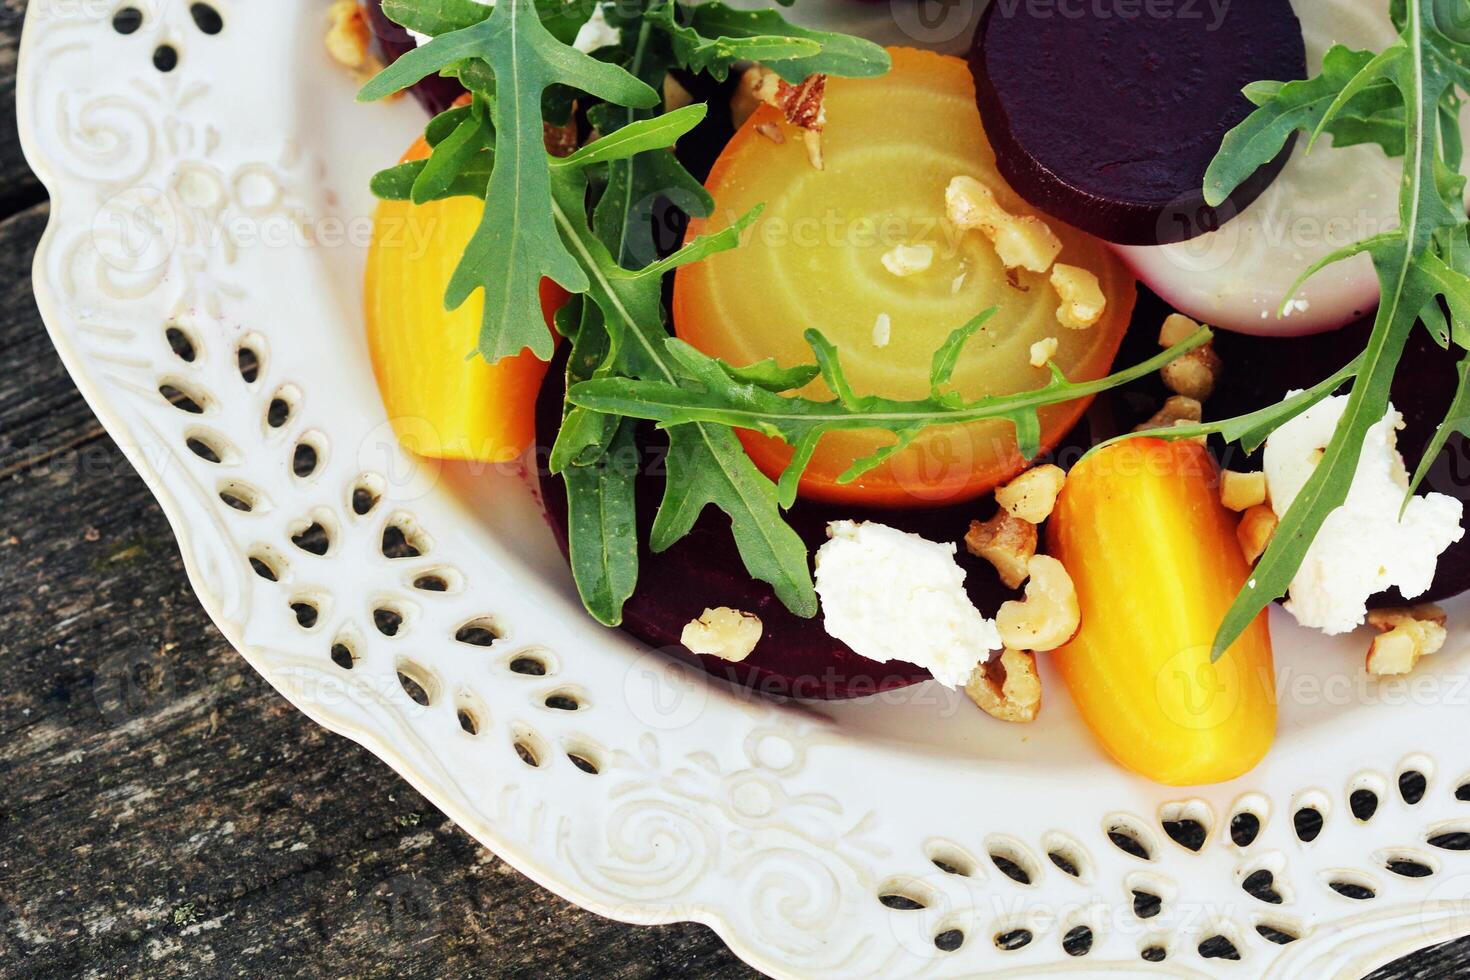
(570, 330, 1213, 431)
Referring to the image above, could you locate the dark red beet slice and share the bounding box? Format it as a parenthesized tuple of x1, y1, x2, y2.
(1205, 318, 1470, 605)
(970, 0, 1306, 245)
(534, 360, 1022, 700)
(363, 0, 466, 115)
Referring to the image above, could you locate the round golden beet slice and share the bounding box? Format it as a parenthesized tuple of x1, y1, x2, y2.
(675, 47, 1136, 509)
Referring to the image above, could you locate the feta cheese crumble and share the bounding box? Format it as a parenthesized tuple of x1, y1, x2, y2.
(814, 521, 1001, 688)
(1263, 395, 1464, 635)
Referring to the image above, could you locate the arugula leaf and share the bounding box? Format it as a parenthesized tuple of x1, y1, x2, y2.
(1409, 353, 1470, 503)
(1204, 46, 1402, 207)
(384, 0, 598, 45)
(372, 155, 494, 202)
(649, 0, 891, 82)
(412, 97, 492, 203)
(569, 325, 1215, 508)
(552, 300, 621, 472)
(550, 167, 817, 617)
(1091, 355, 1363, 459)
(383, 0, 492, 36)
(587, 13, 715, 267)
(1196, 0, 1470, 660)
(564, 418, 642, 625)
(555, 103, 708, 169)
(370, 85, 706, 206)
(361, 0, 660, 363)
(929, 314, 992, 397)
(722, 358, 821, 392)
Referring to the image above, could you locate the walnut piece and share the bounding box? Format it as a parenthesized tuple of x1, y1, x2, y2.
(1220, 470, 1268, 512)
(1050, 263, 1106, 330)
(1158, 312, 1200, 348)
(965, 648, 1041, 724)
(800, 129, 824, 171)
(996, 464, 1066, 525)
(1135, 395, 1202, 433)
(965, 511, 1038, 590)
(1367, 603, 1447, 631)
(1366, 606, 1447, 676)
(996, 555, 1080, 652)
(326, 0, 387, 84)
(1029, 337, 1059, 368)
(945, 176, 1062, 273)
(881, 243, 935, 277)
(1237, 504, 1278, 564)
(742, 67, 827, 170)
(1161, 345, 1224, 401)
(681, 607, 764, 662)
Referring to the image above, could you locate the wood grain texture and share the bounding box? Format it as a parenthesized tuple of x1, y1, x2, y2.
(0, 2, 1467, 977)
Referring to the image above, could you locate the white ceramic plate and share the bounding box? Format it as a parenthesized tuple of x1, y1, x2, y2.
(19, 1, 1470, 976)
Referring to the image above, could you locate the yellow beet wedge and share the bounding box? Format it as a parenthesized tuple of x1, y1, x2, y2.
(365, 136, 565, 463)
(1047, 439, 1276, 786)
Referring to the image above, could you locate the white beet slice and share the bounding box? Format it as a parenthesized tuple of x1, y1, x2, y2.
(1116, 0, 1470, 336)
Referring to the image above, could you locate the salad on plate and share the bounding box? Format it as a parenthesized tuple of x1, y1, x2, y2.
(327, 0, 1470, 786)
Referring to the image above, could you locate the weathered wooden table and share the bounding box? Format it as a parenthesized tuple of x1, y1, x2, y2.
(1, 3, 1468, 976)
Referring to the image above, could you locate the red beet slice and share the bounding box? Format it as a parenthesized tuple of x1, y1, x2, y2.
(363, 0, 467, 115)
(970, 0, 1306, 245)
(534, 360, 1023, 700)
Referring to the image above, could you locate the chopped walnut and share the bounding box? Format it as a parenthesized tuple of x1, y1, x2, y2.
(1161, 345, 1224, 401)
(1367, 603, 1448, 631)
(1135, 395, 1202, 432)
(1366, 605, 1447, 676)
(1029, 337, 1059, 368)
(1237, 504, 1278, 564)
(996, 464, 1066, 525)
(1220, 470, 1268, 512)
(1050, 263, 1106, 330)
(681, 607, 764, 662)
(1158, 312, 1200, 348)
(800, 129, 824, 171)
(326, 0, 371, 69)
(881, 243, 935, 277)
(965, 648, 1041, 723)
(996, 555, 1080, 652)
(966, 511, 1038, 590)
(326, 0, 389, 86)
(945, 176, 1062, 273)
(743, 67, 827, 169)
